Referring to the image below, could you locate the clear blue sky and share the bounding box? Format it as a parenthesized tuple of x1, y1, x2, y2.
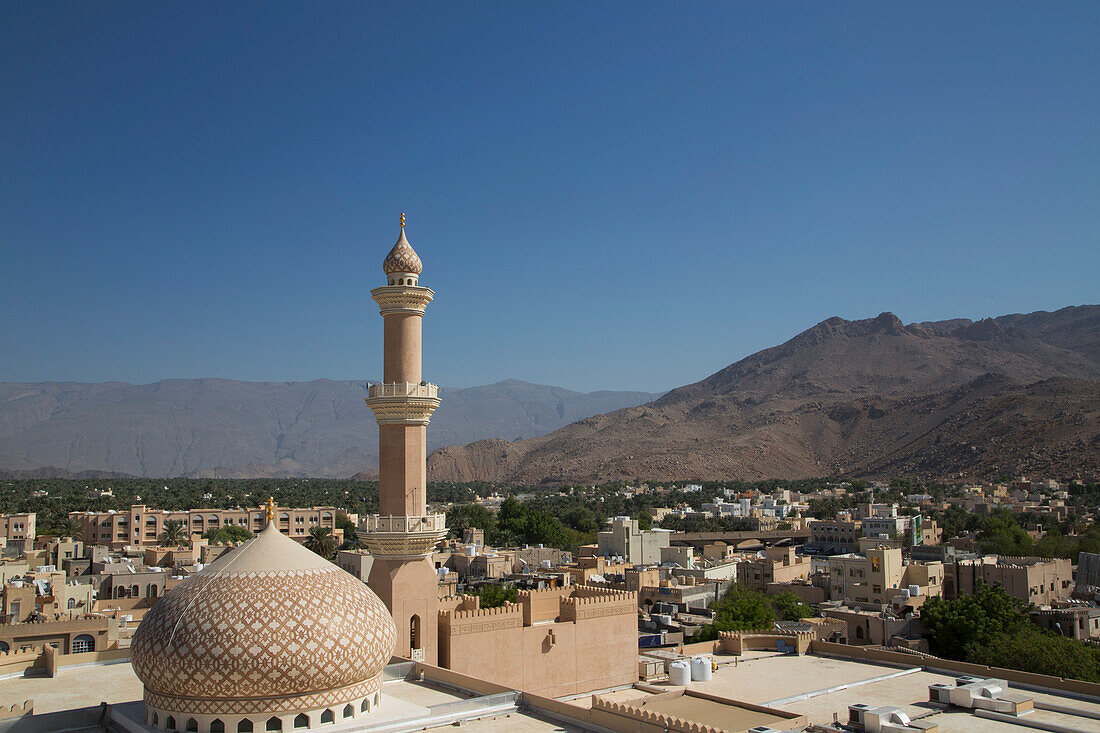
(2, 3, 1097, 393)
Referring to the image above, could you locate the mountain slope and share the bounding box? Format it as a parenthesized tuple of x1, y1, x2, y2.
(0, 379, 658, 478)
(428, 307, 1100, 484)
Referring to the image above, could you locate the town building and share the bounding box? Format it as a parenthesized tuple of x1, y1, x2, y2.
(946, 556, 1074, 605)
(739, 546, 812, 591)
(597, 515, 672, 565)
(68, 503, 340, 550)
(0, 512, 35, 543)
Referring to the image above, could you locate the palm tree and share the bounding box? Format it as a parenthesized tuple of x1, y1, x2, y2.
(56, 517, 82, 539)
(158, 519, 188, 547)
(304, 526, 338, 559)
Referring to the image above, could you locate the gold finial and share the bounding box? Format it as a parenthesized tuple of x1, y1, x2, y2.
(266, 496, 276, 522)
(400, 212, 406, 229)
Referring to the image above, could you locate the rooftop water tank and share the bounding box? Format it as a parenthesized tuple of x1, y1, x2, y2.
(540, 560, 553, 569)
(909, 584, 920, 596)
(669, 660, 691, 686)
(465, 544, 477, 557)
(691, 655, 713, 681)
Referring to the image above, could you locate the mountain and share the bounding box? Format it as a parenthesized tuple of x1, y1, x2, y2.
(428, 306, 1100, 484)
(0, 379, 659, 478)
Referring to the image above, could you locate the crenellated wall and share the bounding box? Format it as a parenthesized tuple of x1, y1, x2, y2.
(438, 584, 638, 697)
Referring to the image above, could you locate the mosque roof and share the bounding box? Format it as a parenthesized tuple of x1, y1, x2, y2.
(382, 216, 423, 275)
(130, 517, 396, 704)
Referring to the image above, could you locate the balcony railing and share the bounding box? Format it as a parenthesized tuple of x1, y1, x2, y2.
(367, 382, 439, 399)
(363, 514, 447, 533)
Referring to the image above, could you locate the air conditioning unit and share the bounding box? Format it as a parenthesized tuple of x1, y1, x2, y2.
(929, 683, 952, 703)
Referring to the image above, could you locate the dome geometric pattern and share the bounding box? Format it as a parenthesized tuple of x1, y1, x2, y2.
(131, 524, 396, 705)
(382, 228, 423, 275)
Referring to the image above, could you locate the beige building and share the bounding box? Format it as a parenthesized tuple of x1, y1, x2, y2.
(740, 546, 811, 591)
(69, 503, 339, 549)
(438, 585, 637, 697)
(0, 512, 35, 542)
(947, 556, 1073, 605)
(597, 516, 672, 565)
(0, 614, 117, 654)
(825, 547, 943, 608)
(809, 517, 861, 553)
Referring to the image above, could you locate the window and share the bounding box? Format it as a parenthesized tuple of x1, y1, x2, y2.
(72, 634, 95, 654)
(361, 700, 369, 713)
(148, 585, 159, 598)
(293, 714, 309, 728)
(186, 718, 198, 732)
(266, 718, 282, 731)
(67, 598, 77, 609)
(342, 704, 353, 719)
(410, 614, 421, 650)
(210, 721, 225, 733)
(166, 717, 176, 730)
(0, 642, 8, 652)
(152, 713, 159, 726)
(321, 709, 335, 723)
(237, 721, 253, 733)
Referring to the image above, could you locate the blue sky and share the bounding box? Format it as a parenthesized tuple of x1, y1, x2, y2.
(2, 3, 1097, 393)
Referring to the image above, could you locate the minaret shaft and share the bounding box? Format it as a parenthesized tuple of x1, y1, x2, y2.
(361, 217, 445, 665)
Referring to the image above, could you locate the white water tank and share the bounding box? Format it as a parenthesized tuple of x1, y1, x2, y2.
(669, 660, 691, 686)
(465, 544, 477, 557)
(691, 656, 713, 681)
(655, 614, 673, 627)
(909, 584, 920, 596)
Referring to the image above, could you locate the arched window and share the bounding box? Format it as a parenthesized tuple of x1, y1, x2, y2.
(361, 699, 369, 713)
(131, 584, 140, 597)
(237, 720, 253, 732)
(67, 598, 77, 609)
(210, 720, 225, 733)
(148, 584, 159, 598)
(321, 709, 334, 723)
(293, 713, 309, 728)
(72, 634, 95, 654)
(410, 614, 421, 650)
(266, 718, 282, 732)
(342, 704, 353, 719)
(0, 641, 9, 652)
(115, 586, 126, 598)
(856, 626, 865, 640)
(166, 717, 176, 731)
(186, 718, 198, 732)
(151, 712, 158, 727)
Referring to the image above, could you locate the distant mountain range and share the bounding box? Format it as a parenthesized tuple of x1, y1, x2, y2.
(428, 306, 1100, 484)
(0, 379, 659, 478)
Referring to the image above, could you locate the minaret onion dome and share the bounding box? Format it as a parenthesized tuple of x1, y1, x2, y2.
(382, 213, 423, 286)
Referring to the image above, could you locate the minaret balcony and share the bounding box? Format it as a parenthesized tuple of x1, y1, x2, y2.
(364, 382, 441, 425)
(367, 382, 439, 399)
(357, 513, 448, 558)
(370, 285, 434, 316)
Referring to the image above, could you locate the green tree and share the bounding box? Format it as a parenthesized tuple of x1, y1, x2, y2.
(158, 519, 188, 547)
(920, 582, 1028, 658)
(202, 525, 252, 544)
(304, 525, 338, 559)
(446, 504, 497, 537)
(477, 583, 517, 608)
(335, 512, 360, 549)
(55, 517, 82, 539)
(711, 586, 777, 632)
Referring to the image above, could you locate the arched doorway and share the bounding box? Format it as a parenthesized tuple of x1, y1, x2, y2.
(410, 614, 421, 651)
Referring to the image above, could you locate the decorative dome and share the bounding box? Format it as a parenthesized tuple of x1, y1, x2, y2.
(131, 519, 396, 727)
(382, 216, 423, 276)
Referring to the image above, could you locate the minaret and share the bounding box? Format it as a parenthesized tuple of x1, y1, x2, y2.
(360, 214, 446, 664)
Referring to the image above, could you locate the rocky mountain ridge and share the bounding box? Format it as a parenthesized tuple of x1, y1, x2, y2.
(428, 306, 1100, 484)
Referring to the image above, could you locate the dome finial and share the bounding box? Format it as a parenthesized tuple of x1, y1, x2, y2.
(400, 212, 405, 229)
(266, 496, 276, 522)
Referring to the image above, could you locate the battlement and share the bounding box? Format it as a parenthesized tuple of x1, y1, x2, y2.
(448, 602, 522, 621)
(0, 700, 33, 721)
(592, 696, 724, 733)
